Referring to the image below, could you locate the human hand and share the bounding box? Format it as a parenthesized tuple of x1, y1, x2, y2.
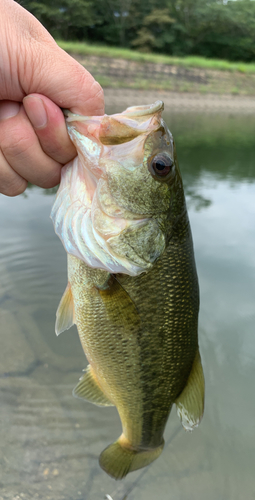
(0, 0, 104, 196)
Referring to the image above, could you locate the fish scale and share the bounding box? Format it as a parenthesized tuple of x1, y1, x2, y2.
(122, 224, 199, 446)
(51, 101, 204, 480)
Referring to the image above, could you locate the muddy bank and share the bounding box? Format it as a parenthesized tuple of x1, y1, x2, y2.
(72, 53, 255, 100)
(70, 53, 255, 113)
(104, 88, 255, 114)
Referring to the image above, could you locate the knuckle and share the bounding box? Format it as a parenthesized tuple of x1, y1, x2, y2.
(40, 178, 56, 189)
(1, 129, 34, 161)
(36, 166, 61, 190)
(1, 177, 27, 197)
(42, 177, 60, 190)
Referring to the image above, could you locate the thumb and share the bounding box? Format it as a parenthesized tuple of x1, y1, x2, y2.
(25, 42, 105, 116)
(3, 0, 104, 116)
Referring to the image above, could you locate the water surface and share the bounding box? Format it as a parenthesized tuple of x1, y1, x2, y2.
(0, 110, 255, 500)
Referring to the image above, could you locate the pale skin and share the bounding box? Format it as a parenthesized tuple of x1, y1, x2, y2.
(0, 0, 104, 196)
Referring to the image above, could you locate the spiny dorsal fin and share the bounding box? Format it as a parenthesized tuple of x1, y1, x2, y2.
(73, 365, 114, 407)
(55, 283, 75, 336)
(175, 350, 205, 431)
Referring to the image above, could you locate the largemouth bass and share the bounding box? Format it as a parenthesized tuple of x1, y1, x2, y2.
(51, 101, 204, 480)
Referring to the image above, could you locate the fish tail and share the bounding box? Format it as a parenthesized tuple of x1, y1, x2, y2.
(99, 435, 164, 480)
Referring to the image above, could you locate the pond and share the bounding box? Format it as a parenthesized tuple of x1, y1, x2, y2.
(0, 106, 255, 500)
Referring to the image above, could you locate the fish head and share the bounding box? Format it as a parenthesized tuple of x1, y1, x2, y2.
(51, 101, 186, 276)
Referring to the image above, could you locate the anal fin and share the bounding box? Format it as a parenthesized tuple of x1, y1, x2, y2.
(73, 365, 114, 407)
(55, 283, 75, 336)
(175, 350, 205, 431)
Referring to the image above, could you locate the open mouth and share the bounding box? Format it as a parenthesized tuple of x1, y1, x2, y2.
(51, 102, 166, 276)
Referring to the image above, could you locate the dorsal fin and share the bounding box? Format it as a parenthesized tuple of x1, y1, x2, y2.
(55, 283, 75, 336)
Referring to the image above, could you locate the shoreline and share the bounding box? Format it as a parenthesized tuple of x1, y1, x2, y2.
(71, 53, 255, 104)
(67, 52, 255, 112)
(104, 88, 255, 114)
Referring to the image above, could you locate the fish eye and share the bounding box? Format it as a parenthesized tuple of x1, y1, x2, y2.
(149, 153, 174, 180)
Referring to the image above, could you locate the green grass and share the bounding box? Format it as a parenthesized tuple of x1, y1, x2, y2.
(231, 87, 241, 95)
(93, 75, 175, 91)
(57, 40, 255, 74)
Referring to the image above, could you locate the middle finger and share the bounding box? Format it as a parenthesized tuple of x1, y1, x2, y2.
(0, 101, 61, 188)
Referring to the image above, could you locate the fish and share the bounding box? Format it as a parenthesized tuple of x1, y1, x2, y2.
(50, 101, 205, 480)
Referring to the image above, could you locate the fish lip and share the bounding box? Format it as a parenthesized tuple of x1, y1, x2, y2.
(123, 101, 164, 117)
(63, 101, 164, 122)
(63, 109, 102, 124)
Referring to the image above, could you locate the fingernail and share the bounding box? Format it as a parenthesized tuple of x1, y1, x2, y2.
(23, 96, 48, 129)
(0, 101, 20, 120)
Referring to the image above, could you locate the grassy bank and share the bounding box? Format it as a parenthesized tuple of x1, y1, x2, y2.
(57, 40, 255, 75)
(57, 41, 255, 95)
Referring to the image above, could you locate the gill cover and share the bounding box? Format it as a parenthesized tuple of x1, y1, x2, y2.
(51, 101, 171, 276)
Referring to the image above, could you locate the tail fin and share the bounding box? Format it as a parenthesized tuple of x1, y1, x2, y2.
(99, 438, 164, 480)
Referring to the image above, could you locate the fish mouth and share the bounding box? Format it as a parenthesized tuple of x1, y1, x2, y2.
(51, 102, 166, 276)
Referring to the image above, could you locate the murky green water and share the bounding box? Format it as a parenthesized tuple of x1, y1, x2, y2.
(1, 109, 255, 500)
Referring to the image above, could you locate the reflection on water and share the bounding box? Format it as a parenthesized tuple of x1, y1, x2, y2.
(0, 111, 255, 500)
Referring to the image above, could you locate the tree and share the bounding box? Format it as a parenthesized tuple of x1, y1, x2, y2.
(132, 9, 175, 52)
(17, 0, 255, 61)
(19, 0, 95, 40)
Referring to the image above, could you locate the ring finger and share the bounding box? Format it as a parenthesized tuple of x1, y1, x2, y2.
(0, 148, 27, 196)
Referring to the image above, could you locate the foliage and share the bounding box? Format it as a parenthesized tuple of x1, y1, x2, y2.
(18, 0, 255, 62)
(19, 0, 95, 39)
(132, 9, 175, 52)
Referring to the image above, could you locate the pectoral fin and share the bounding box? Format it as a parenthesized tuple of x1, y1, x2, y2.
(55, 283, 75, 336)
(73, 365, 114, 407)
(98, 275, 140, 329)
(175, 350, 205, 431)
